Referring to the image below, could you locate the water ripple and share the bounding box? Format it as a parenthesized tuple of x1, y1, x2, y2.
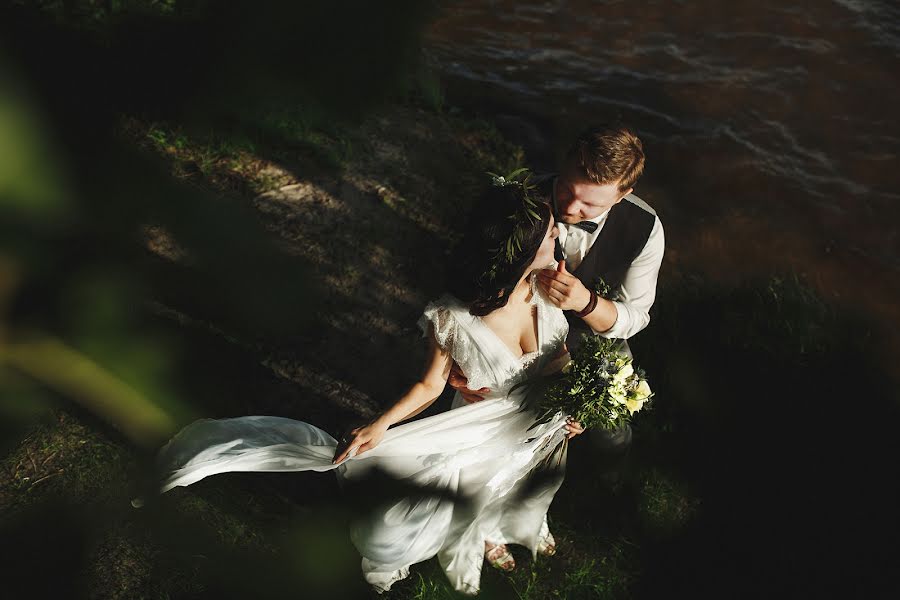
(426, 0, 900, 265)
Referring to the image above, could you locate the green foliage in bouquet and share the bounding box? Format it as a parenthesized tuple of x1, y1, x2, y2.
(533, 333, 654, 431)
(591, 276, 615, 300)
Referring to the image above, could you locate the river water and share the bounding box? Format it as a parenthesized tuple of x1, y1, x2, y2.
(425, 0, 900, 318)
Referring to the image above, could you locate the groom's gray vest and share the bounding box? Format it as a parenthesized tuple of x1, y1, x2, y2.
(533, 173, 656, 353)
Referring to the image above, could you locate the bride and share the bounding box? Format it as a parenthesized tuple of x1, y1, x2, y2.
(154, 174, 586, 595)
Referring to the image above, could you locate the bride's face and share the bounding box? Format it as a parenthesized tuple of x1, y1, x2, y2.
(530, 214, 560, 270)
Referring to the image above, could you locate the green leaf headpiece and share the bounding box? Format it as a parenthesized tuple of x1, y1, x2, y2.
(481, 167, 544, 283)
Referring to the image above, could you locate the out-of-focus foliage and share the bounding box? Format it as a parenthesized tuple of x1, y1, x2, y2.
(0, 2, 490, 598)
(0, 0, 433, 444)
(0, 61, 71, 220)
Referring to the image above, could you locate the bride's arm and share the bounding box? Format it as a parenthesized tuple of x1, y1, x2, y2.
(377, 326, 453, 426)
(333, 327, 451, 463)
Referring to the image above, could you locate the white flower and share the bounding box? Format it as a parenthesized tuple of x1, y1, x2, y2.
(613, 362, 634, 383)
(625, 396, 645, 415)
(635, 379, 652, 400)
(608, 385, 627, 405)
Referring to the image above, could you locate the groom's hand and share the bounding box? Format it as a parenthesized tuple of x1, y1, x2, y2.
(537, 261, 592, 312)
(565, 417, 586, 440)
(448, 362, 490, 403)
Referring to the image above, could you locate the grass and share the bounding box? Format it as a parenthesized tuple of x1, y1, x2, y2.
(500, 536, 638, 600)
(1, 92, 535, 597)
(635, 467, 700, 539)
(373, 520, 639, 600)
(3, 66, 896, 599)
(0, 409, 132, 516)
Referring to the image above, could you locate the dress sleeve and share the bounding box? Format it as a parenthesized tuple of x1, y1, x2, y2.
(416, 297, 484, 388)
(596, 216, 664, 339)
(417, 300, 458, 354)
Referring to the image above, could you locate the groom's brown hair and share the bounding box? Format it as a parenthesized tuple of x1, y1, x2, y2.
(566, 123, 645, 193)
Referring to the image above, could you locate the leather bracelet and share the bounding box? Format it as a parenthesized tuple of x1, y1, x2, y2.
(574, 289, 598, 318)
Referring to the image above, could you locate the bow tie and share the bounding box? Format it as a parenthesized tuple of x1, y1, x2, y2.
(554, 220, 598, 261)
(569, 220, 599, 234)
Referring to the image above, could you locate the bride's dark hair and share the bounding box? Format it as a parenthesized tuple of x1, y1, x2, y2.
(447, 184, 553, 317)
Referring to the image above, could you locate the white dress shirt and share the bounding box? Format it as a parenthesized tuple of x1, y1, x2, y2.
(557, 192, 665, 340)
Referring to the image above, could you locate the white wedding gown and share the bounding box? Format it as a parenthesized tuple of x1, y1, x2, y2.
(156, 273, 572, 595)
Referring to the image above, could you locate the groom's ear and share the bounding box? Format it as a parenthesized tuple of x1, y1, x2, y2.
(617, 187, 633, 202)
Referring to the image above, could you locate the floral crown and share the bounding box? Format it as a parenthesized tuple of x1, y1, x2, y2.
(481, 167, 544, 283)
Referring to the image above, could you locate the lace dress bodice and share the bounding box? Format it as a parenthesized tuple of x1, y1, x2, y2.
(417, 272, 569, 398)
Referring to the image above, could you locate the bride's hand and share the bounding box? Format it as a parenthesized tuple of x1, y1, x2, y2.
(565, 417, 585, 440)
(332, 420, 388, 464)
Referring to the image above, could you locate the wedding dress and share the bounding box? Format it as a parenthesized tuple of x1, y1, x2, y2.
(156, 272, 572, 595)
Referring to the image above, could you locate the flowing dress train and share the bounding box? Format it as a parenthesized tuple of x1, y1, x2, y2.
(156, 273, 571, 595)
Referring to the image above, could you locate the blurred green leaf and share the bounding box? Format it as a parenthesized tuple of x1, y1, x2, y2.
(0, 60, 72, 220)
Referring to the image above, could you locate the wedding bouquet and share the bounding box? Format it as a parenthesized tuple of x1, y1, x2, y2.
(529, 333, 654, 433)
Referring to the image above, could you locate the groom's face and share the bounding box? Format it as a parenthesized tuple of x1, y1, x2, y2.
(555, 162, 632, 223)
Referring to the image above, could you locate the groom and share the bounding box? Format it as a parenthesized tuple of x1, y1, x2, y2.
(449, 121, 665, 466)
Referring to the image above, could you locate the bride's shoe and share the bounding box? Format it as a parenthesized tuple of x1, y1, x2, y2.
(485, 541, 516, 571)
(536, 530, 557, 556)
(536, 518, 557, 556)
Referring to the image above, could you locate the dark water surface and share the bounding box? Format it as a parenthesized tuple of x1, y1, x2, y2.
(426, 0, 900, 324)
(425, 5, 900, 596)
